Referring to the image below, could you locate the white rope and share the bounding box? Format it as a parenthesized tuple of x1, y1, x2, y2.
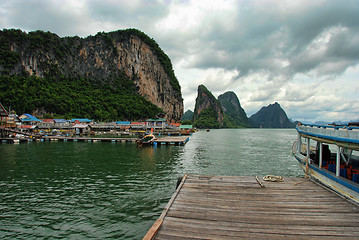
(303, 156, 310, 179)
(262, 175, 284, 182)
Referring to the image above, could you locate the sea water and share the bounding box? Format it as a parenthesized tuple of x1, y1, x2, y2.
(0, 129, 302, 239)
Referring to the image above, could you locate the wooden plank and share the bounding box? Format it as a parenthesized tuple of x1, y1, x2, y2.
(172, 199, 356, 213)
(166, 205, 359, 223)
(175, 191, 346, 203)
(143, 175, 188, 240)
(154, 136, 189, 143)
(146, 175, 359, 239)
(142, 219, 163, 240)
(162, 216, 359, 235)
(159, 218, 359, 238)
(156, 228, 359, 240)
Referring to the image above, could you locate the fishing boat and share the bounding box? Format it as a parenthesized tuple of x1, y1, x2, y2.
(137, 133, 155, 146)
(292, 122, 359, 204)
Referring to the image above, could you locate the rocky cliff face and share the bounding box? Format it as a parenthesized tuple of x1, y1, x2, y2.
(249, 102, 295, 128)
(1, 29, 183, 122)
(218, 91, 250, 128)
(193, 85, 223, 128)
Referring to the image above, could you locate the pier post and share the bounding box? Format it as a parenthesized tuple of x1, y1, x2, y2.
(297, 133, 301, 153)
(319, 142, 323, 168)
(306, 138, 310, 158)
(336, 146, 340, 177)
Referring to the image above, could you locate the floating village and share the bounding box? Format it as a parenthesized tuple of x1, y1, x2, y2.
(0, 103, 193, 145)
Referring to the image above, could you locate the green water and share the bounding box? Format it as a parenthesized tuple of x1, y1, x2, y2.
(0, 129, 302, 239)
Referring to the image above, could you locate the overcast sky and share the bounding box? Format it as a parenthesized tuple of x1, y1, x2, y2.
(1, 0, 359, 122)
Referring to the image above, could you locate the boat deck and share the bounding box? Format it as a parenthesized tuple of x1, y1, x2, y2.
(145, 175, 359, 239)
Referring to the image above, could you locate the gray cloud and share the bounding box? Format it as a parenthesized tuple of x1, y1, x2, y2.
(86, 0, 170, 29)
(1, 0, 358, 122)
(178, 0, 359, 81)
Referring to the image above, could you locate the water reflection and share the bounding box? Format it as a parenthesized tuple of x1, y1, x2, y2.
(0, 129, 302, 239)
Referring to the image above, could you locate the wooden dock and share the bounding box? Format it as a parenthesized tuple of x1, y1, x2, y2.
(1, 136, 190, 145)
(154, 136, 189, 146)
(144, 175, 359, 239)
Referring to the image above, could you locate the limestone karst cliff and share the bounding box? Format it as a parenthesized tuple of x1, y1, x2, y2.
(0, 29, 183, 122)
(218, 91, 251, 128)
(193, 85, 223, 128)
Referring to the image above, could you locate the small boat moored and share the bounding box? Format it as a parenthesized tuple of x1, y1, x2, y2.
(292, 122, 359, 204)
(137, 134, 156, 146)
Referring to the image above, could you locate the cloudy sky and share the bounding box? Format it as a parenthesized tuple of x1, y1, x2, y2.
(1, 0, 359, 122)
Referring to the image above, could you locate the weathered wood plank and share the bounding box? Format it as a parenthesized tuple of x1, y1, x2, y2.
(162, 216, 359, 235)
(175, 190, 347, 203)
(156, 229, 359, 240)
(169, 204, 359, 218)
(172, 199, 357, 213)
(165, 209, 359, 227)
(145, 175, 359, 239)
(160, 218, 359, 238)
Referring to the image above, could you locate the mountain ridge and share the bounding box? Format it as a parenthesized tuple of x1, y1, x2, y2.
(249, 102, 295, 128)
(191, 85, 295, 129)
(218, 91, 251, 128)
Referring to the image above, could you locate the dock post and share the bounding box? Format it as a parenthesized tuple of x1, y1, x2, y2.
(319, 142, 323, 168)
(297, 133, 301, 153)
(306, 138, 310, 158)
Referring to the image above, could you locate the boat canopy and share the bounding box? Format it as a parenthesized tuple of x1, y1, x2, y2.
(297, 124, 359, 151)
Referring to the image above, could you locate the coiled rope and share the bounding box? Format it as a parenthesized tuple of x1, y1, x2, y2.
(262, 175, 284, 182)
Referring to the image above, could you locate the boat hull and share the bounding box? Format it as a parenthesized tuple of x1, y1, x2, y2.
(293, 150, 359, 204)
(137, 134, 155, 146)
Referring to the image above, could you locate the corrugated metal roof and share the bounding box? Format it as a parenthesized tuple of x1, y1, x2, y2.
(146, 118, 166, 122)
(73, 124, 90, 128)
(42, 119, 54, 122)
(180, 125, 193, 129)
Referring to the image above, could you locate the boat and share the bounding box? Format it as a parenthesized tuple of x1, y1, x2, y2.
(137, 134, 155, 146)
(292, 122, 359, 204)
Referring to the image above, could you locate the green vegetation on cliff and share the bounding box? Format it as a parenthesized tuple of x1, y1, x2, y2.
(249, 102, 295, 128)
(218, 92, 251, 128)
(0, 28, 182, 120)
(193, 85, 223, 129)
(0, 74, 162, 120)
(193, 106, 221, 129)
(181, 110, 194, 125)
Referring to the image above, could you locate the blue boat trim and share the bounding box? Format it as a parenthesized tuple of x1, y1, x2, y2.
(294, 154, 359, 194)
(301, 123, 359, 131)
(296, 126, 359, 144)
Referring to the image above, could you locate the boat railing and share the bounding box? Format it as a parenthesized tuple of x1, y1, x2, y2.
(301, 123, 359, 131)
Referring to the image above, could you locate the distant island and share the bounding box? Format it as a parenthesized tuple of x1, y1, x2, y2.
(185, 84, 295, 129)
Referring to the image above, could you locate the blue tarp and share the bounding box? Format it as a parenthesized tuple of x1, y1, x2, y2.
(116, 121, 131, 125)
(21, 113, 42, 122)
(70, 118, 92, 123)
